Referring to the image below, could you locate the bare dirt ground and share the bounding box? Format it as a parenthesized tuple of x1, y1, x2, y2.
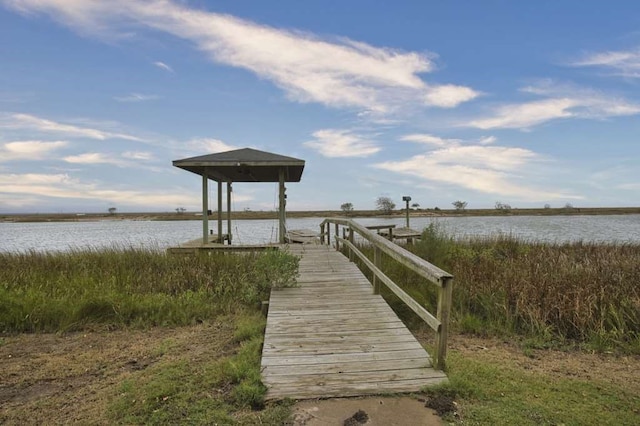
(0, 322, 236, 425)
(1, 328, 638, 425)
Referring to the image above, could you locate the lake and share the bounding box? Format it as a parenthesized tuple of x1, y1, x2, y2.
(1, 214, 639, 252)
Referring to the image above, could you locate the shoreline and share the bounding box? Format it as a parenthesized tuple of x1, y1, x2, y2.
(1, 206, 640, 223)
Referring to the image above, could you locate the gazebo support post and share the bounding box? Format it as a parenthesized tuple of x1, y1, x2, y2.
(217, 180, 223, 243)
(202, 173, 209, 245)
(227, 181, 232, 245)
(279, 168, 286, 244)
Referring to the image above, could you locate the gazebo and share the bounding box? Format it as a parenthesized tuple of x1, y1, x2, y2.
(173, 148, 305, 245)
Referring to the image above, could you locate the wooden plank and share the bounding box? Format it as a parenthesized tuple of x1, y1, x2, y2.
(261, 243, 447, 400)
(263, 357, 433, 376)
(263, 341, 423, 356)
(261, 348, 429, 366)
(266, 377, 448, 400)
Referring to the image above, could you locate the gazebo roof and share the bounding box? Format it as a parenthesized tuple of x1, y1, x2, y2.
(172, 148, 305, 182)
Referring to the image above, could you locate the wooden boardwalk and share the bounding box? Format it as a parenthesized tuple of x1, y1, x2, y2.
(261, 244, 447, 400)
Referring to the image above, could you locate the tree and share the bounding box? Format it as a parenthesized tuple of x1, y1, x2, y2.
(411, 202, 420, 210)
(544, 204, 551, 209)
(452, 200, 468, 211)
(495, 201, 511, 211)
(376, 196, 395, 214)
(564, 203, 574, 210)
(175, 207, 186, 214)
(108, 207, 117, 215)
(340, 202, 354, 216)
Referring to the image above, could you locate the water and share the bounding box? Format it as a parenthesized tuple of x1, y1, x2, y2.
(1, 214, 639, 252)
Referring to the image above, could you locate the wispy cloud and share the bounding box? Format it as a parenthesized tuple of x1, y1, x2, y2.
(3, 0, 479, 114)
(374, 134, 581, 201)
(0, 140, 68, 161)
(304, 129, 380, 158)
(466, 82, 640, 130)
(63, 151, 161, 171)
(0, 172, 197, 207)
(114, 93, 160, 102)
(122, 151, 154, 160)
(182, 138, 239, 156)
(570, 48, 640, 78)
(64, 152, 129, 167)
(400, 134, 460, 147)
(153, 61, 174, 73)
(0, 172, 253, 208)
(0, 113, 144, 141)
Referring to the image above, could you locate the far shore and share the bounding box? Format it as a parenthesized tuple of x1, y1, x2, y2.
(1, 206, 640, 223)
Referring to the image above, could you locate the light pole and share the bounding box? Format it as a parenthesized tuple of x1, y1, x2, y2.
(402, 195, 411, 228)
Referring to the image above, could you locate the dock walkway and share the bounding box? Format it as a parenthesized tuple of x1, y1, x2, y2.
(261, 244, 447, 400)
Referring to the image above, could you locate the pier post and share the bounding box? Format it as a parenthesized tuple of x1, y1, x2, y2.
(217, 181, 223, 243)
(202, 173, 208, 245)
(227, 181, 232, 244)
(279, 168, 286, 244)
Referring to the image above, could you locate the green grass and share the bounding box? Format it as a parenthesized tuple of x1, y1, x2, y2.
(424, 352, 640, 425)
(108, 313, 293, 425)
(0, 247, 299, 333)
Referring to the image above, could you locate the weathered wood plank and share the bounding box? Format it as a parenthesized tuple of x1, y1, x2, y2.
(263, 357, 432, 376)
(262, 244, 446, 400)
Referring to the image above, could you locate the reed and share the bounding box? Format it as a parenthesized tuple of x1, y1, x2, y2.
(351, 224, 640, 352)
(0, 247, 299, 333)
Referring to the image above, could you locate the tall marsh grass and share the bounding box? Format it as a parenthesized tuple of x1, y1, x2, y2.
(0, 247, 299, 333)
(350, 224, 640, 352)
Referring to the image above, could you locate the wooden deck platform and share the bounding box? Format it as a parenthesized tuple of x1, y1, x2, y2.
(167, 236, 278, 254)
(261, 244, 447, 400)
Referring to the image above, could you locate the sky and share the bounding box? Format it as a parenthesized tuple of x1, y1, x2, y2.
(1, 0, 639, 213)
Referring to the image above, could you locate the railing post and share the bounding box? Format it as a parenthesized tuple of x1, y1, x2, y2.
(320, 223, 325, 244)
(435, 277, 453, 370)
(334, 223, 340, 251)
(348, 227, 354, 262)
(327, 223, 331, 246)
(373, 247, 381, 294)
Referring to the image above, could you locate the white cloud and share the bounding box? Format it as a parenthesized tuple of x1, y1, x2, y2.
(466, 83, 640, 130)
(64, 152, 129, 167)
(184, 138, 238, 155)
(619, 183, 640, 190)
(153, 61, 174, 73)
(423, 84, 480, 108)
(478, 136, 496, 145)
(570, 49, 640, 78)
(0, 172, 252, 208)
(3, 0, 479, 113)
(0, 140, 67, 161)
(0, 173, 188, 206)
(0, 113, 144, 141)
(304, 129, 380, 158)
(114, 93, 160, 102)
(374, 136, 581, 201)
(122, 151, 154, 160)
(400, 134, 460, 147)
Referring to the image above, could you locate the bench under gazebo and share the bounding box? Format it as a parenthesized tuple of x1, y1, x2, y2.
(171, 148, 305, 249)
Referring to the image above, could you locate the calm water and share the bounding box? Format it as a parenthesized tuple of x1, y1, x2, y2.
(1, 214, 639, 252)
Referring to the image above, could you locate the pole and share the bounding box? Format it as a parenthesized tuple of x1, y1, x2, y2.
(217, 181, 223, 243)
(227, 181, 232, 245)
(278, 168, 286, 244)
(202, 173, 208, 245)
(405, 198, 410, 228)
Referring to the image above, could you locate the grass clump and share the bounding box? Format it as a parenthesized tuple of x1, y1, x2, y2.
(426, 352, 640, 425)
(108, 313, 292, 425)
(0, 247, 299, 333)
(411, 224, 640, 351)
(348, 223, 640, 353)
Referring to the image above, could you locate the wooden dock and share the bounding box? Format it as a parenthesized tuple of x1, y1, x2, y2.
(261, 244, 447, 400)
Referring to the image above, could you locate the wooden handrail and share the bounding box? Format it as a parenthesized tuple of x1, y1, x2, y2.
(319, 218, 453, 370)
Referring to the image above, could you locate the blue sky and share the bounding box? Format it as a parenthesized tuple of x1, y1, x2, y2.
(1, 0, 639, 213)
